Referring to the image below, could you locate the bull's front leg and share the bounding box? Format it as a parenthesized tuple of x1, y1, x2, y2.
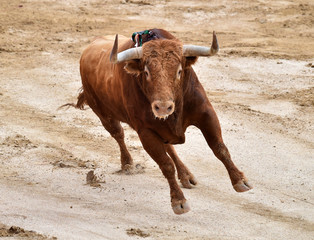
(165, 144, 197, 189)
(138, 129, 190, 214)
(196, 106, 253, 192)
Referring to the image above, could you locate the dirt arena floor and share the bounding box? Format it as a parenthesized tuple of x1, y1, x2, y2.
(0, 0, 313, 239)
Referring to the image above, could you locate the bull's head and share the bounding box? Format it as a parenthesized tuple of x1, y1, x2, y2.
(110, 32, 219, 120)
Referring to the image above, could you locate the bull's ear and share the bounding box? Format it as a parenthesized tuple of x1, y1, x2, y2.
(124, 60, 142, 76)
(185, 56, 199, 68)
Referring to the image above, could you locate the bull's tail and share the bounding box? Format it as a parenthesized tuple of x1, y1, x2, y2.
(58, 88, 87, 110)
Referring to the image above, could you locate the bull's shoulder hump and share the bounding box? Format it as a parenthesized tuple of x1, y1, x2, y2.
(90, 35, 129, 45)
(102, 35, 129, 41)
(84, 35, 130, 53)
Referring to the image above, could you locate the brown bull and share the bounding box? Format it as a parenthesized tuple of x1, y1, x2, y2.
(72, 29, 252, 214)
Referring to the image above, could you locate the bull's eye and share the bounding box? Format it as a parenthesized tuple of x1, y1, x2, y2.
(177, 65, 182, 79)
(144, 66, 150, 80)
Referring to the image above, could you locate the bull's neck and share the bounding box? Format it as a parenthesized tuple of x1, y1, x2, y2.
(168, 97, 184, 136)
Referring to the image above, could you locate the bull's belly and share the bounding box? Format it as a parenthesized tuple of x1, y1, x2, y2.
(164, 136, 185, 145)
(151, 125, 186, 145)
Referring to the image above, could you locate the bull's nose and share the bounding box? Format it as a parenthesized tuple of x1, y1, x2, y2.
(152, 100, 175, 119)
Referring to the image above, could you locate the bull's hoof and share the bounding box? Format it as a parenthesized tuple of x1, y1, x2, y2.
(180, 175, 197, 189)
(171, 200, 190, 215)
(233, 178, 253, 192)
(118, 163, 146, 175)
(117, 164, 134, 175)
(122, 163, 133, 170)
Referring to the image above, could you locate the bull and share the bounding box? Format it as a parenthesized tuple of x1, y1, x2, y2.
(71, 29, 252, 214)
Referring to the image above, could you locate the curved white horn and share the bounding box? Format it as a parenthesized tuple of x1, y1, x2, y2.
(110, 34, 143, 63)
(183, 31, 219, 57)
(117, 47, 143, 63)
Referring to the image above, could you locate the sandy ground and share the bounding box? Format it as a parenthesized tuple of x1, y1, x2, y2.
(0, 0, 313, 239)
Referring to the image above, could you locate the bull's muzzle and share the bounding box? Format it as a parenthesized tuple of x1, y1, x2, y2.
(151, 100, 175, 120)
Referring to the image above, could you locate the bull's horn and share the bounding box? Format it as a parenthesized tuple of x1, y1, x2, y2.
(110, 34, 143, 63)
(110, 34, 119, 63)
(183, 31, 219, 57)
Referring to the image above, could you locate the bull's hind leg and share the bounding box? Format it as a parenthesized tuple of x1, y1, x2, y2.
(165, 145, 197, 189)
(100, 118, 133, 171)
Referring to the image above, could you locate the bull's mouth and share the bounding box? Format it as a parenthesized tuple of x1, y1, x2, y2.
(153, 114, 171, 120)
(151, 100, 175, 120)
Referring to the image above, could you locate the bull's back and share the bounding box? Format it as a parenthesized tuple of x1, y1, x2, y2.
(79, 35, 131, 121)
(80, 35, 129, 76)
